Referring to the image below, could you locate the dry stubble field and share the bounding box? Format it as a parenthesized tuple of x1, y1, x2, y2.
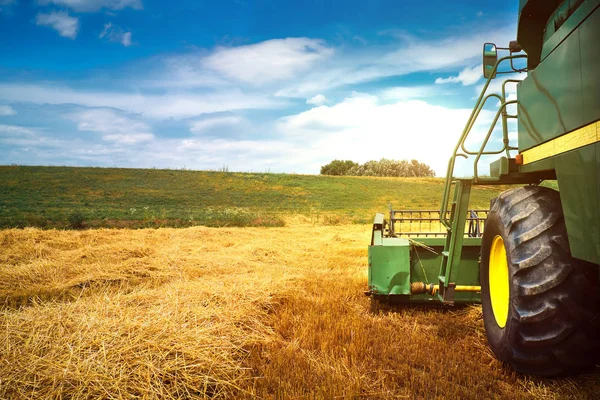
(1, 219, 599, 399)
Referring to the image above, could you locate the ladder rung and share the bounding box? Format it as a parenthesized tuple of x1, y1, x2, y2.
(442, 251, 449, 257)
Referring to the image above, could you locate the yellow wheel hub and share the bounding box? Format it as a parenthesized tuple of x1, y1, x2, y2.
(489, 235, 509, 328)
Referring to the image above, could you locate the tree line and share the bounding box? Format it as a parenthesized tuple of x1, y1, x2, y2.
(320, 158, 435, 177)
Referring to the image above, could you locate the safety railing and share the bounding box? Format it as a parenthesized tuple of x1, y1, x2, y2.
(439, 54, 527, 229)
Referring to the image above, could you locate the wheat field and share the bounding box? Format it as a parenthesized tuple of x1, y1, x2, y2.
(1, 221, 599, 399)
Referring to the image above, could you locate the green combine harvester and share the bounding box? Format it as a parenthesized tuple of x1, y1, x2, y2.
(367, 0, 600, 376)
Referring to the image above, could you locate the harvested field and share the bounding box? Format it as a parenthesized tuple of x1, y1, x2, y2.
(1, 223, 599, 399)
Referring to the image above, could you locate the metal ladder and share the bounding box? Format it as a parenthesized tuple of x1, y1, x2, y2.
(436, 54, 526, 304)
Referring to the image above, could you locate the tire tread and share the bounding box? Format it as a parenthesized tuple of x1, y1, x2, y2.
(483, 186, 600, 376)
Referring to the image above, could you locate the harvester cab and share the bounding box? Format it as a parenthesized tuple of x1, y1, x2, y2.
(367, 0, 600, 376)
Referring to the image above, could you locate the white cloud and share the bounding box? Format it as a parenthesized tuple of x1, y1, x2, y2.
(0, 105, 16, 116)
(101, 132, 153, 144)
(380, 85, 442, 101)
(0, 23, 524, 173)
(67, 108, 154, 144)
(475, 72, 523, 96)
(0, 83, 282, 119)
(306, 94, 326, 106)
(38, 0, 142, 12)
(99, 23, 132, 46)
(99, 22, 110, 37)
(0, 124, 37, 136)
(278, 93, 497, 176)
(36, 11, 79, 39)
(383, 33, 481, 70)
(0, 95, 502, 175)
(435, 65, 483, 86)
(177, 138, 290, 155)
(276, 25, 516, 98)
(1, 120, 302, 171)
(189, 115, 244, 134)
(202, 38, 334, 86)
(121, 31, 132, 46)
(143, 54, 229, 89)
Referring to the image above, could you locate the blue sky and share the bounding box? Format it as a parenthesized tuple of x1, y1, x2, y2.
(0, 0, 523, 175)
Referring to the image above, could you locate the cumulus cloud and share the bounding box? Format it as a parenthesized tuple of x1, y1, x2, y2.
(475, 72, 522, 96)
(380, 85, 443, 101)
(1, 119, 301, 172)
(0, 83, 281, 119)
(0, 124, 37, 136)
(36, 11, 79, 39)
(306, 94, 326, 106)
(435, 65, 483, 86)
(67, 108, 154, 144)
(278, 93, 498, 176)
(0, 94, 504, 175)
(99, 23, 132, 46)
(0, 22, 522, 173)
(276, 25, 516, 98)
(38, 0, 142, 12)
(189, 115, 244, 134)
(0, 105, 16, 116)
(121, 31, 132, 46)
(143, 54, 229, 89)
(202, 38, 334, 86)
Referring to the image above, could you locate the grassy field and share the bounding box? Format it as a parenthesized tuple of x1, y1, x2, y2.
(0, 165, 514, 229)
(2, 165, 595, 398)
(1, 225, 599, 399)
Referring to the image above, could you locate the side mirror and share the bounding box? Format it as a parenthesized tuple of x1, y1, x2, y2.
(483, 43, 497, 79)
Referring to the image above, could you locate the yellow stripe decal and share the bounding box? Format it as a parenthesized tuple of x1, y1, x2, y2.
(521, 121, 600, 165)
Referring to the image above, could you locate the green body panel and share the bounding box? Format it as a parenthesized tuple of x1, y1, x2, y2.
(490, 157, 510, 177)
(517, 0, 564, 69)
(517, 0, 594, 69)
(517, 19, 584, 152)
(541, 0, 597, 61)
(518, 2, 600, 152)
(516, 2, 600, 265)
(580, 4, 600, 124)
(411, 238, 481, 303)
(368, 237, 481, 304)
(554, 143, 600, 263)
(368, 238, 411, 295)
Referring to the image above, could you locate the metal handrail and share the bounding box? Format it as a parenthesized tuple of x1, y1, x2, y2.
(473, 99, 518, 180)
(439, 54, 527, 229)
(460, 93, 502, 155)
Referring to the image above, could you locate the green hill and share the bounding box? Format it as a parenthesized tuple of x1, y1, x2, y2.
(0, 166, 514, 229)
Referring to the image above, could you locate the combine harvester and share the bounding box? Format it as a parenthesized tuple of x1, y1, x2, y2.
(367, 0, 600, 376)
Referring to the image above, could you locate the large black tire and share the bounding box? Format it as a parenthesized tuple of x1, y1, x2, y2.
(480, 186, 600, 376)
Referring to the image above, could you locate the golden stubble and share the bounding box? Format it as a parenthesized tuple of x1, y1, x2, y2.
(1, 225, 598, 399)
